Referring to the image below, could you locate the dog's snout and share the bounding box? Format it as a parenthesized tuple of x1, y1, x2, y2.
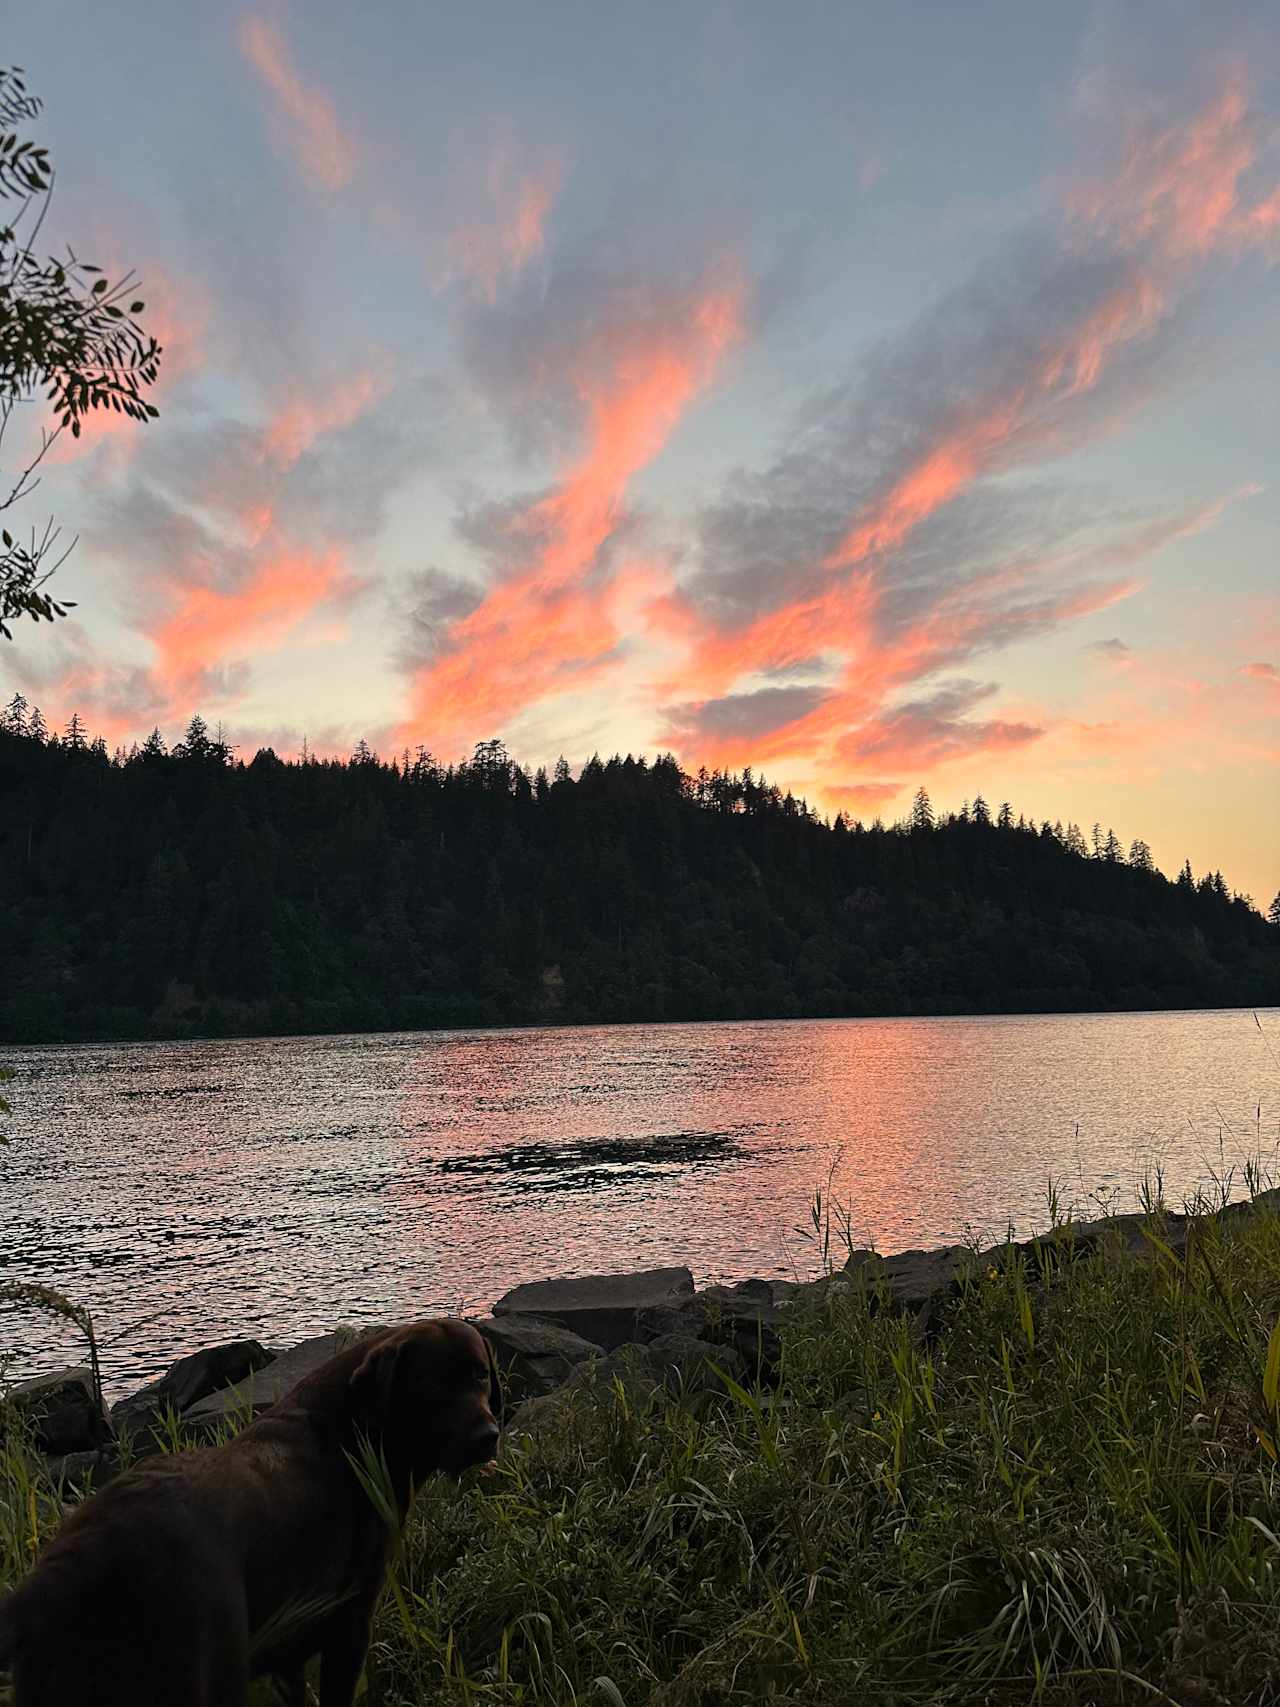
(472, 1417, 500, 1458)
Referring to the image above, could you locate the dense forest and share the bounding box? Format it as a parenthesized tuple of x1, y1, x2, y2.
(0, 697, 1276, 1043)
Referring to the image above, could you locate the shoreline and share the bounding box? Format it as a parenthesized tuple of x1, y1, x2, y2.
(3, 997, 1275, 1053)
(9, 1185, 1279, 1481)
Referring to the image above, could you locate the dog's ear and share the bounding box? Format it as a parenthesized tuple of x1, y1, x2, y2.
(485, 1338, 504, 1424)
(349, 1334, 402, 1424)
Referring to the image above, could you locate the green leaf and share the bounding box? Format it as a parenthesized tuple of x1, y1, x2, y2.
(1263, 1316, 1280, 1413)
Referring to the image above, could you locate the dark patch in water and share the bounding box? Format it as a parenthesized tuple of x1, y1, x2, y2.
(438, 1128, 750, 1193)
(119, 1083, 224, 1100)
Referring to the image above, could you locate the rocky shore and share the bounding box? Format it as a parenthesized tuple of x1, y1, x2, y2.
(9, 1188, 1278, 1492)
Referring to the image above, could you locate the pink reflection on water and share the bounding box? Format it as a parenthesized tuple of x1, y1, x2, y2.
(2, 1010, 1277, 1394)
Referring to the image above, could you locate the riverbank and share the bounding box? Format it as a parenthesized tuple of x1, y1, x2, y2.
(4, 989, 1269, 1049)
(7, 1191, 1280, 1702)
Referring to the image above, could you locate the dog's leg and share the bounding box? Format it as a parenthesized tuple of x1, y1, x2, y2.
(317, 1599, 376, 1707)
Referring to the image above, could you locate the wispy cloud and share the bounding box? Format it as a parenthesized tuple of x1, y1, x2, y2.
(237, 14, 358, 190)
(395, 265, 744, 751)
(650, 73, 1277, 798)
(444, 125, 564, 300)
(1241, 659, 1280, 700)
(260, 365, 389, 470)
(1067, 69, 1280, 262)
(149, 543, 355, 699)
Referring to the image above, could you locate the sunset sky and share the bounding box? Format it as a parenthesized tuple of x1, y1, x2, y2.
(5, 0, 1279, 905)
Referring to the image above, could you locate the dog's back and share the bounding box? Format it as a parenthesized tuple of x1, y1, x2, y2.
(0, 1458, 252, 1706)
(0, 1320, 502, 1706)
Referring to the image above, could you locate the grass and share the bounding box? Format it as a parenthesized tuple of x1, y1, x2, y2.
(8, 1193, 1280, 1704)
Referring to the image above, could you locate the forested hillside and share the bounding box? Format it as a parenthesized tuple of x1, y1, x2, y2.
(0, 704, 1275, 1042)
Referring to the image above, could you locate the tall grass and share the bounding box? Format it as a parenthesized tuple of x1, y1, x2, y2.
(7, 1198, 1280, 1703)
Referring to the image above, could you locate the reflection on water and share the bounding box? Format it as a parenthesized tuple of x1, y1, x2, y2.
(2, 1010, 1277, 1394)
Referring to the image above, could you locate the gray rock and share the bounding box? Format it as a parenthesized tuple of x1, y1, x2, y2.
(6, 1367, 110, 1454)
(646, 1331, 748, 1397)
(111, 1339, 272, 1451)
(849, 1245, 974, 1310)
(508, 1331, 747, 1436)
(663, 1283, 786, 1383)
(574, 1330, 744, 1401)
(492, 1266, 695, 1351)
(44, 1445, 120, 1492)
(989, 1211, 1191, 1277)
(473, 1315, 601, 1403)
(182, 1329, 377, 1432)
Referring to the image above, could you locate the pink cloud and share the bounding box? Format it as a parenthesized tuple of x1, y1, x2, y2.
(446, 128, 564, 300)
(148, 544, 353, 699)
(396, 270, 744, 752)
(260, 366, 388, 469)
(237, 15, 358, 191)
(651, 77, 1277, 807)
(1068, 70, 1280, 261)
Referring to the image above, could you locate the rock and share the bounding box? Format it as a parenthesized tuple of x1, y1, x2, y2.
(849, 1245, 974, 1310)
(570, 1330, 745, 1402)
(1232, 1186, 1280, 1220)
(5, 1367, 110, 1455)
(473, 1316, 601, 1404)
(659, 1281, 786, 1384)
(990, 1210, 1192, 1279)
(44, 1445, 120, 1492)
(646, 1331, 748, 1398)
(111, 1339, 272, 1451)
(508, 1332, 747, 1436)
(492, 1267, 695, 1351)
(182, 1329, 377, 1432)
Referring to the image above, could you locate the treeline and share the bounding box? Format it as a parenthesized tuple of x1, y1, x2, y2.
(0, 700, 1276, 1043)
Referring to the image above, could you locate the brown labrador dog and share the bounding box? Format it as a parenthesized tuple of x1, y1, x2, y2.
(0, 1318, 502, 1706)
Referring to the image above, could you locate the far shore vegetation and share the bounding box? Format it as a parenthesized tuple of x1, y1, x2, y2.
(0, 706, 1276, 1047)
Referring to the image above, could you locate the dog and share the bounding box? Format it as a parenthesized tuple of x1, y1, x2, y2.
(0, 1317, 503, 1706)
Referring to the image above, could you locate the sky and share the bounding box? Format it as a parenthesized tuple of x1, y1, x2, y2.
(4, 0, 1279, 906)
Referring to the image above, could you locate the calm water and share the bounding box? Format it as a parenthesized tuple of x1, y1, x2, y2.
(3, 1010, 1278, 1396)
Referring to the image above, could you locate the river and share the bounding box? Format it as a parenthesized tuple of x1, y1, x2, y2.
(3, 1008, 1277, 1394)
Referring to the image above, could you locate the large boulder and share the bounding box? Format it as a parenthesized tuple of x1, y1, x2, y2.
(646, 1331, 748, 1398)
(492, 1267, 695, 1351)
(111, 1339, 272, 1451)
(849, 1245, 974, 1309)
(640, 1278, 785, 1384)
(509, 1331, 748, 1436)
(473, 1316, 601, 1404)
(5, 1367, 111, 1455)
(182, 1329, 377, 1432)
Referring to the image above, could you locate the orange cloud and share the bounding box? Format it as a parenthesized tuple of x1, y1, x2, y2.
(1069, 71, 1280, 260)
(261, 366, 387, 469)
(667, 269, 1166, 713)
(237, 15, 358, 191)
(149, 544, 351, 698)
(447, 131, 564, 300)
(825, 273, 1163, 572)
(657, 79, 1277, 785)
(681, 575, 1142, 777)
(395, 272, 743, 751)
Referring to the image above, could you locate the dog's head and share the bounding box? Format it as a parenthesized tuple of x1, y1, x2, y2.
(349, 1319, 503, 1478)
